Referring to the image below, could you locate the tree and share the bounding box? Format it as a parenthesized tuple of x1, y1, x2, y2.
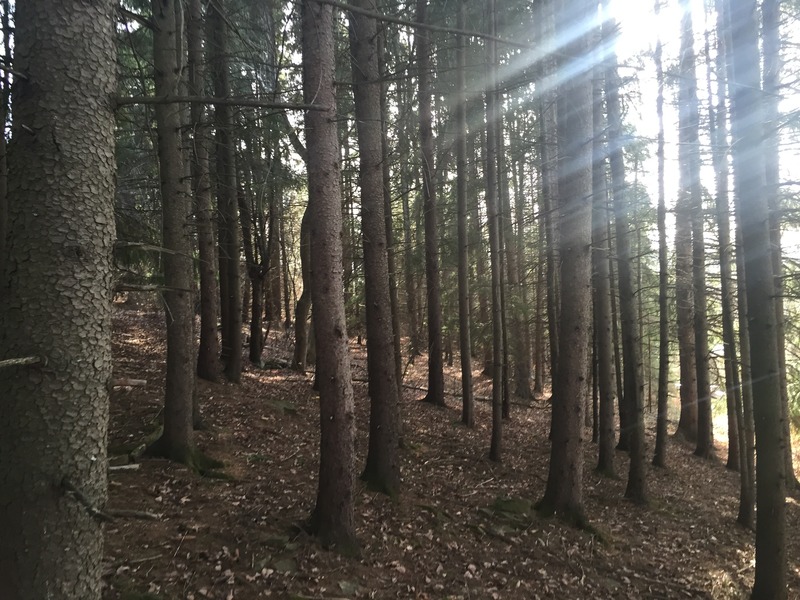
(349, 0, 402, 496)
(674, 0, 699, 444)
(209, 0, 243, 383)
(0, 0, 116, 597)
(535, 0, 560, 393)
(604, 5, 646, 501)
(456, 0, 475, 427)
(303, 0, 359, 552)
(536, 0, 594, 524)
(416, 0, 445, 407)
(726, 0, 787, 595)
(146, 0, 198, 465)
(485, 0, 504, 461)
(677, 0, 713, 459)
(703, 6, 740, 471)
(292, 209, 313, 372)
(188, 0, 222, 384)
(652, 0, 670, 468)
(763, 0, 798, 492)
(591, 43, 615, 478)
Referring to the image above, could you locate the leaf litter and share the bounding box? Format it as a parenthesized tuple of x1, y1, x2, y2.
(103, 305, 800, 599)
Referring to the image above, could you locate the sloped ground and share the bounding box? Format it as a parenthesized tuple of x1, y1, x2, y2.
(103, 305, 800, 600)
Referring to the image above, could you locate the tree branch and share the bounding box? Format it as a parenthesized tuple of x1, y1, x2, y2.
(0, 356, 41, 369)
(311, 0, 533, 49)
(115, 95, 327, 111)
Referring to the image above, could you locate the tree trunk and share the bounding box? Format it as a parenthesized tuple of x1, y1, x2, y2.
(147, 0, 197, 465)
(485, 0, 504, 460)
(536, 0, 593, 524)
(293, 210, 312, 372)
(677, 0, 714, 459)
(209, 0, 242, 383)
(239, 176, 265, 365)
(537, 1, 560, 389)
(0, 1, 10, 309)
(734, 218, 756, 528)
(188, 0, 222, 385)
(726, 0, 786, 595)
(379, 37, 405, 404)
(591, 52, 615, 478)
(349, 0, 402, 496)
(652, 0, 670, 468)
(400, 78, 420, 357)
(456, 0, 475, 428)
(0, 1, 115, 596)
(303, 0, 358, 553)
(604, 8, 646, 503)
(763, 0, 797, 492)
(674, 1, 699, 444)
(416, 0, 445, 407)
(704, 16, 740, 470)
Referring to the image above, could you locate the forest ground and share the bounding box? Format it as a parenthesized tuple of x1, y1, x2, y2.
(102, 302, 800, 600)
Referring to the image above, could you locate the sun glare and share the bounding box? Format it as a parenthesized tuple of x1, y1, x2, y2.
(609, 0, 702, 60)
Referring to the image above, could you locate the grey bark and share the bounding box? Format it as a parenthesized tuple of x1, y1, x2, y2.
(303, 0, 358, 552)
(0, 1, 116, 596)
(677, 0, 713, 459)
(762, 0, 797, 491)
(590, 54, 615, 478)
(416, 0, 445, 407)
(349, 0, 401, 496)
(486, 0, 504, 460)
(456, 0, 475, 427)
(536, 0, 593, 523)
(604, 7, 646, 502)
(652, 0, 670, 468)
(209, 0, 243, 383)
(674, 0, 699, 443)
(147, 0, 197, 463)
(188, 0, 222, 385)
(726, 0, 787, 595)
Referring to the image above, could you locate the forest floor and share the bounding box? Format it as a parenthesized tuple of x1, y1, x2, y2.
(102, 303, 800, 600)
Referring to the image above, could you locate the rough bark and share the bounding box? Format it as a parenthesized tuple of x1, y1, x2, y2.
(604, 8, 646, 502)
(188, 0, 222, 385)
(349, 0, 401, 496)
(536, 0, 593, 524)
(513, 135, 533, 401)
(674, 1, 699, 444)
(0, 1, 8, 288)
(704, 17, 740, 470)
(293, 210, 312, 372)
(456, 0, 475, 428)
(209, 0, 242, 383)
(726, 0, 786, 595)
(416, 0, 445, 407)
(652, 0, 670, 468)
(0, 1, 115, 596)
(590, 55, 615, 478)
(378, 37, 404, 404)
(485, 0, 504, 460)
(763, 0, 797, 492)
(677, 0, 713, 459)
(303, 0, 358, 553)
(147, 0, 197, 464)
(239, 173, 265, 365)
(537, 0, 560, 389)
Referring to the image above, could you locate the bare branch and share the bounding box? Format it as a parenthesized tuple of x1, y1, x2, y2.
(0, 356, 41, 369)
(115, 95, 326, 111)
